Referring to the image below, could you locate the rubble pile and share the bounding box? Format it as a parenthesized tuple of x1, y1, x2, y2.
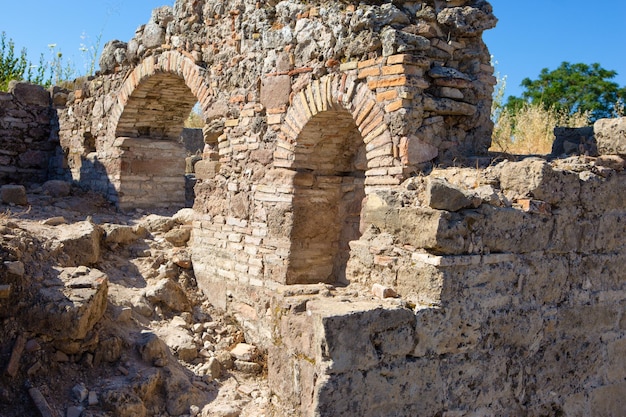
(0, 184, 271, 417)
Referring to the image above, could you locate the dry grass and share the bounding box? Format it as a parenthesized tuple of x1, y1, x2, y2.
(185, 111, 204, 128)
(490, 103, 589, 155)
(184, 106, 205, 128)
(0, 205, 31, 222)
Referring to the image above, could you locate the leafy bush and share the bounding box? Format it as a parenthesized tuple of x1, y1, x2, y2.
(0, 31, 29, 91)
(0, 31, 51, 91)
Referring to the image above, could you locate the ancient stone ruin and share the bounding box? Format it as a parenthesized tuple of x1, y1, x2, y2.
(1, 0, 626, 416)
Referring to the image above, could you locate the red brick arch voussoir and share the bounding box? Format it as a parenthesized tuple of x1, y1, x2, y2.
(274, 73, 400, 186)
(108, 50, 213, 140)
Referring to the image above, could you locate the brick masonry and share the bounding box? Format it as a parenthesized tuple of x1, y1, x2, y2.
(2, 0, 625, 415)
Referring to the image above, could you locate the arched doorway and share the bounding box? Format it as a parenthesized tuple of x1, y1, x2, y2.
(279, 76, 394, 286)
(287, 109, 366, 285)
(110, 52, 213, 211)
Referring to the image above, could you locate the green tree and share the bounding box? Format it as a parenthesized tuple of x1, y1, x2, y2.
(505, 62, 626, 121)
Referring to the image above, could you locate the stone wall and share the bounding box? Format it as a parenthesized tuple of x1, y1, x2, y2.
(9, 0, 624, 415)
(0, 82, 60, 185)
(271, 155, 626, 416)
(56, 0, 497, 210)
(54, 0, 500, 296)
(55, 74, 126, 201)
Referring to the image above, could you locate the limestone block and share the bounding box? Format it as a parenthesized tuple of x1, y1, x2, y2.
(374, 3, 410, 26)
(234, 360, 262, 374)
(261, 75, 291, 110)
(156, 325, 197, 362)
(381, 27, 430, 56)
(437, 5, 498, 36)
(425, 177, 472, 211)
(423, 96, 476, 116)
(413, 306, 481, 356)
(428, 66, 471, 81)
(580, 172, 626, 214)
(173, 208, 196, 224)
(142, 22, 165, 49)
(590, 211, 626, 251)
(32, 267, 108, 340)
(102, 223, 146, 245)
(99, 40, 128, 74)
(262, 26, 293, 49)
(195, 160, 221, 180)
(595, 117, 626, 155)
(145, 278, 192, 313)
(57, 221, 103, 266)
(140, 214, 176, 233)
(137, 331, 169, 367)
(318, 358, 443, 416)
(1, 184, 28, 205)
(306, 299, 416, 373)
(164, 226, 191, 246)
(363, 203, 468, 254)
(185, 155, 202, 173)
(496, 158, 580, 205)
(42, 180, 71, 197)
(595, 155, 625, 171)
(230, 343, 259, 361)
(8, 81, 50, 106)
(472, 205, 553, 254)
(396, 262, 444, 305)
(439, 86, 464, 99)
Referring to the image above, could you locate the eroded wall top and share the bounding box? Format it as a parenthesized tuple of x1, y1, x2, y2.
(98, 0, 497, 162)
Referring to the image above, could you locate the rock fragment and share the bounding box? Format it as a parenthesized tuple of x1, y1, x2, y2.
(1, 185, 28, 206)
(137, 331, 169, 367)
(425, 177, 472, 211)
(372, 283, 398, 299)
(230, 343, 258, 362)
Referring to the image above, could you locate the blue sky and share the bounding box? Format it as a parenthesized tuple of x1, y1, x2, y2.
(1, 1, 174, 76)
(2, 0, 625, 100)
(485, 0, 626, 98)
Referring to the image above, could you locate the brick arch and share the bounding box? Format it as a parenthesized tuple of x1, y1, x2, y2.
(109, 51, 213, 140)
(107, 51, 214, 210)
(275, 73, 397, 181)
(278, 74, 396, 285)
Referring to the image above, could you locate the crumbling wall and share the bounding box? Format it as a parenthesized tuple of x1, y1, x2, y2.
(57, 0, 497, 206)
(31, 0, 626, 415)
(272, 153, 626, 416)
(0, 82, 60, 185)
(55, 74, 126, 201)
(54, 0, 499, 300)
